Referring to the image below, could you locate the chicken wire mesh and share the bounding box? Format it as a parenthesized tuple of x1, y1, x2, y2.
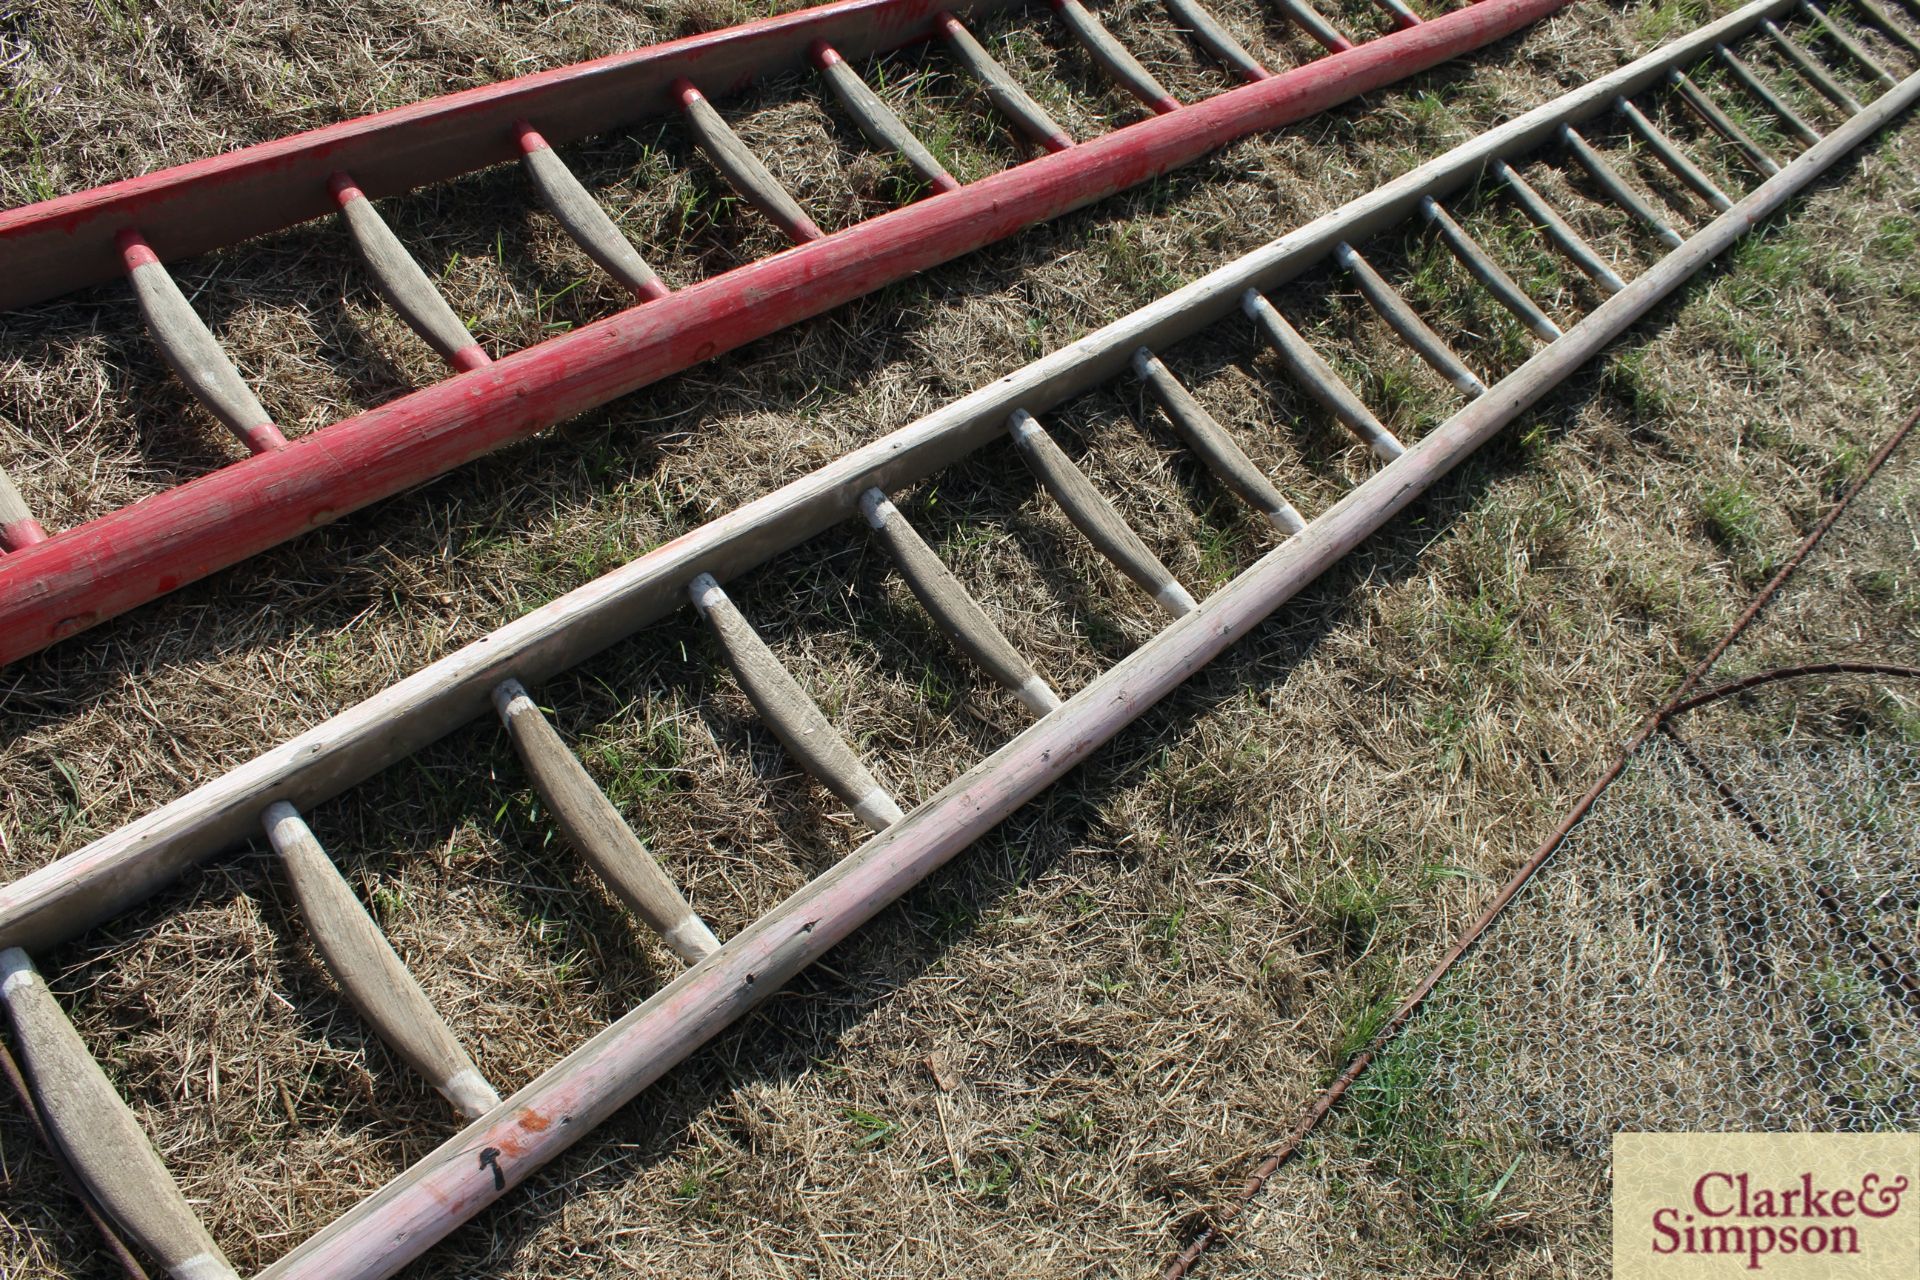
(1277, 682, 1920, 1270)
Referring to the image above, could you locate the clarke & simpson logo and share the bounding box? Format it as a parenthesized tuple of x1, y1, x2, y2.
(1614, 1134, 1918, 1278)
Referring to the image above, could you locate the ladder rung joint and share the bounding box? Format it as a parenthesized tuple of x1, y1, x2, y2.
(1717, 42, 1825, 145)
(1558, 125, 1687, 249)
(1051, 0, 1182, 114)
(1495, 159, 1630, 293)
(860, 488, 1063, 715)
(1131, 348, 1308, 535)
(0, 464, 50, 551)
(1, 948, 240, 1280)
(689, 574, 905, 830)
(1007, 409, 1199, 616)
(1161, 0, 1270, 81)
(263, 802, 503, 1120)
(118, 230, 288, 455)
(515, 122, 673, 302)
(1614, 95, 1735, 211)
(935, 11, 1077, 152)
(1762, 19, 1867, 113)
(674, 79, 826, 244)
(1333, 241, 1487, 397)
(1241, 290, 1404, 460)
(811, 42, 964, 194)
(1417, 196, 1562, 341)
(330, 172, 492, 373)
(490, 682, 722, 961)
(1275, 0, 1355, 52)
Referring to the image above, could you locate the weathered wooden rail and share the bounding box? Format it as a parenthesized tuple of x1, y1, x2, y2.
(5, 0, 1919, 1274)
(0, 0, 1562, 665)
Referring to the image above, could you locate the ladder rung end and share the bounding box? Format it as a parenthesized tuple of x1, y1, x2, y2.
(1717, 43, 1824, 146)
(1241, 291, 1404, 460)
(1800, 1, 1901, 86)
(1373, 0, 1425, 30)
(1615, 97, 1734, 212)
(517, 123, 672, 301)
(1559, 126, 1686, 249)
(1851, 0, 1920, 58)
(1334, 242, 1487, 397)
(490, 683, 721, 961)
(0, 464, 50, 551)
(118, 230, 287, 455)
(1162, 0, 1270, 81)
(1053, 0, 1181, 114)
(330, 173, 491, 373)
(675, 80, 825, 244)
(1495, 160, 1630, 294)
(263, 803, 504, 1118)
(1132, 349, 1308, 534)
(1276, 0, 1355, 52)
(860, 489, 1062, 716)
(1666, 70, 1784, 175)
(689, 575, 904, 830)
(1007, 410, 1199, 616)
(936, 13, 1076, 151)
(1, 949, 240, 1280)
(811, 43, 962, 195)
(1418, 196, 1562, 341)
(1763, 20, 1866, 113)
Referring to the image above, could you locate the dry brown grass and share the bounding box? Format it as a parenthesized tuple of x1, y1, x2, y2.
(3, 0, 1919, 1276)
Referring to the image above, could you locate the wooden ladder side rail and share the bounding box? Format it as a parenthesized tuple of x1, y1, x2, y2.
(0, 0, 1823, 953)
(0, 0, 1569, 668)
(0, 0, 1033, 310)
(254, 69, 1920, 1278)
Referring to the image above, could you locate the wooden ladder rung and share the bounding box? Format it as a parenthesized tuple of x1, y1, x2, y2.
(1852, 0, 1920, 57)
(491, 681, 722, 962)
(1008, 408, 1199, 616)
(1799, 1, 1900, 87)
(1132, 348, 1306, 534)
(674, 79, 825, 244)
(1717, 42, 1824, 145)
(1274, 0, 1355, 54)
(811, 42, 962, 194)
(1052, 0, 1181, 114)
(1667, 69, 1783, 175)
(1162, 0, 1270, 82)
(515, 122, 672, 302)
(331, 173, 491, 373)
(1558, 126, 1686, 249)
(689, 573, 906, 831)
(860, 488, 1063, 716)
(1, 947, 240, 1280)
(1615, 97, 1734, 211)
(936, 11, 1076, 152)
(1762, 19, 1865, 113)
(118, 230, 288, 455)
(1372, 0, 1425, 31)
(1333, 241, 1487, 396)
(1418, 196, 1563, 340)
(263, 803, 502, 1120)
(1242, 290, 1405, 460)
(1494, 159, 1630, 293)
(0, 463, 49, 551)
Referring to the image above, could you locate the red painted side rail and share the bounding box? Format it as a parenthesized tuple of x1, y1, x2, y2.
(0, 0, 1566, 667)
(0, 0, 1027, 310)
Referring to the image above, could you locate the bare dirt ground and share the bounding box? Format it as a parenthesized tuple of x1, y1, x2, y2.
(2, 0, 1918, 1276)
